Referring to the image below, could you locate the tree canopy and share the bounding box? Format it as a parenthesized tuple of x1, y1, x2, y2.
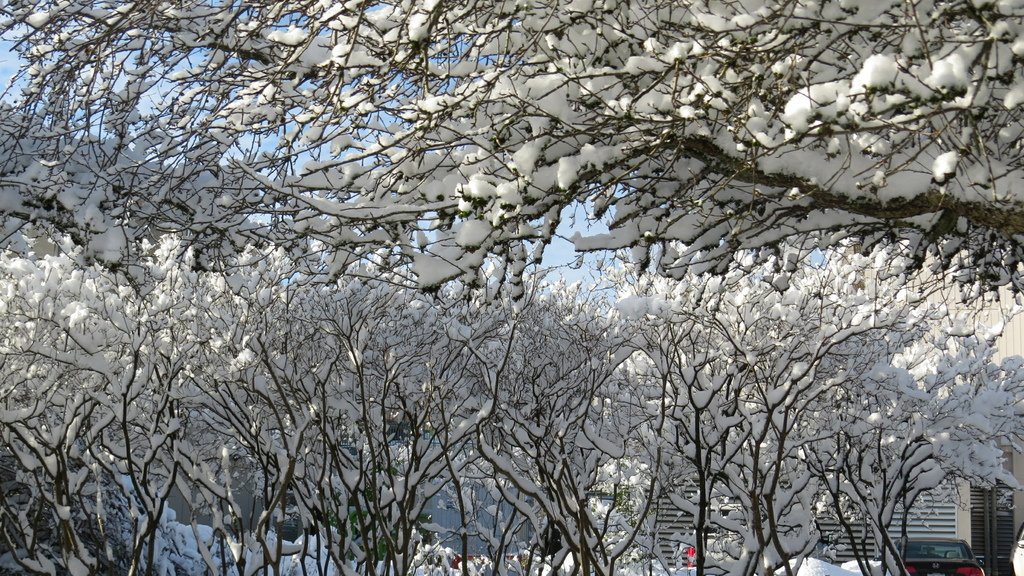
(2, 0, 1024, 287)
(0, 240, 1018, 575)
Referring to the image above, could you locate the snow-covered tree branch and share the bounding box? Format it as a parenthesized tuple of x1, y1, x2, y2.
(3, 1, 1024, 287)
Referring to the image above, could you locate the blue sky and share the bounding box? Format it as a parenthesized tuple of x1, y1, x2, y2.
(540, 202, 610, 284)
(0, 38, 20, 94)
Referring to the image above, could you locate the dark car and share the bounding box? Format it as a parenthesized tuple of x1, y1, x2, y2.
(898, 537, 984, 576)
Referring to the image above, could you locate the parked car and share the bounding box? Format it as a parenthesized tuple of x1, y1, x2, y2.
(898, 538, 984, 576)
(1012, 523, 1024, 576)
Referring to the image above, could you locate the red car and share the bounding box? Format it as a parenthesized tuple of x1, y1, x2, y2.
(899, 538, 984, 576)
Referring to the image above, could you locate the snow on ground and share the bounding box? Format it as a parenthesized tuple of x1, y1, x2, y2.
(140, 505, 871, 576)
(795, 557, 862, 576)
(841, 560, 881, 575)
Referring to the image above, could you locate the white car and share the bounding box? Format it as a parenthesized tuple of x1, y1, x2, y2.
(1013, 523, 1024, 576)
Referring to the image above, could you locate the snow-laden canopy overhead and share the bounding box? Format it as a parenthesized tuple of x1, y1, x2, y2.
(2, 0, 1024, 287)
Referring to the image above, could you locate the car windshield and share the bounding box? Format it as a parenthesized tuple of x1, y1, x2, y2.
(904, 541, 971, 560)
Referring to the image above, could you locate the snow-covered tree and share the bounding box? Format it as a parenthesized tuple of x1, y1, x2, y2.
(613, 249, 1024, 576)
(168, 254, 509, 576)
(466, 282, 645, 576)
(0, 240, 206, 576)
(807, 298, 1024, 576)
(0, 236, 1020, 576)
(0, 240, 474, 575)
(3, 1, 1024, 288)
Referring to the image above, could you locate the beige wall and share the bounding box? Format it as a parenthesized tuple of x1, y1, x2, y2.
(941, 284, 1024, 547)
(987, 291, 1024, 542)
